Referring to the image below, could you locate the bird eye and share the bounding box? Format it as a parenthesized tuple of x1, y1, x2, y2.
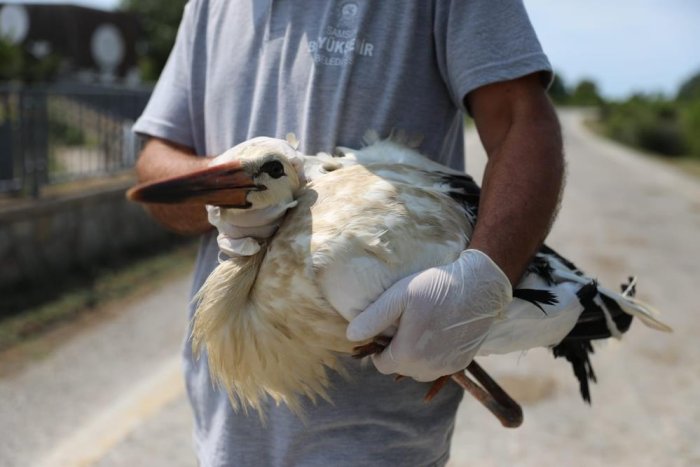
(260, 160, 285, 179)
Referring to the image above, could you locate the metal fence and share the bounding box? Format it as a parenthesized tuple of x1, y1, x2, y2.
(0, 84, 151, 197)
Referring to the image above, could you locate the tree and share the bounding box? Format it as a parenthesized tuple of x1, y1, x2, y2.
(119, 0, 188, 81)
(0, 37, 61, 83)
(677, 70, 700, 102)
(569, 79, 602, 106)
(0, 38, 23, 81)
(547, 73, 570, 105)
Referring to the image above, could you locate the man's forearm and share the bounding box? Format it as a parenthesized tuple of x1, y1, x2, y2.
(135, 138, 213, 235)
(470, 111, 563, 284)
(467, 75, 564, 285)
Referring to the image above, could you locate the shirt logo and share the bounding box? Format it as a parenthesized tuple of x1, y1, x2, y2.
(308, 1, 374, 67)
(338, 1, 359, 24)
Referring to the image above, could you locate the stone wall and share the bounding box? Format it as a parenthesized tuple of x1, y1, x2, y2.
(0, 180, 180, 295)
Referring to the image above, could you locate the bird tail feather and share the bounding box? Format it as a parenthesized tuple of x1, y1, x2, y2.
(601, 292, 672, 333)
(549, 263, 672, 333)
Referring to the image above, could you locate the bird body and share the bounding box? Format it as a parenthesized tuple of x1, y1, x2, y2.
(128, 134, 670, 415)
(192, 157, 474, 412)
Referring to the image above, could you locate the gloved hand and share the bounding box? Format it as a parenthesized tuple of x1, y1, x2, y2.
(346, 249, 513, 381)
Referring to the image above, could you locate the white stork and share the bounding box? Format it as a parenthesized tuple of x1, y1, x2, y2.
(128, 133, 670, 426)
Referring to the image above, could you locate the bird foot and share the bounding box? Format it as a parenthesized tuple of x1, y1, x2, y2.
(352, 338, 523, 428)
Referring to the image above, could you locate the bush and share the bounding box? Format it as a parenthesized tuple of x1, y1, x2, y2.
(600, 96, 691, 158)
(595, 70, 700, 159)
(636, 120, 687, 156)
(569, 79, 603, 106)
(120, 0, 188, 81)
(548, 73, 570, 105)
(681, 100, 700, 158)
(0, 37, 62, 83)
(49, 120, 86, 146)
(677, 71, 700, 102)
(0, 38, 23, 81)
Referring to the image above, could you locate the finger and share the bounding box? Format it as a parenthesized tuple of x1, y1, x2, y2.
(370, 344, 400, 375)
(372, 347, 440, 382)
(346, 286, 407, 342)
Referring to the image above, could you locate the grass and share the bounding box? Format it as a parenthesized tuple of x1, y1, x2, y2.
(0, 242, 197, 353)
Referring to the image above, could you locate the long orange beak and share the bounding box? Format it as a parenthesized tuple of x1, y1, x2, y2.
(126, 160, 262, 208)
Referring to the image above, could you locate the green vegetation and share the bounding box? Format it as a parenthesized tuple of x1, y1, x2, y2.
(0, 38, 23, 81)
(551, 71, 700, 161)
(49, 120, 86, 146)
(1, 1, 187, 83)
(600, 96, 692, 157)
(119, 0, 188, 81)
(0, 38, 61, 83)
(548, 74, 604, 107)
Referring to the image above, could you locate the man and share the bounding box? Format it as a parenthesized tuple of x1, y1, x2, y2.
(133, 0, 563, 465)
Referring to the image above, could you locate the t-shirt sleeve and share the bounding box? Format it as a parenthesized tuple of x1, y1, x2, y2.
(434, 0, 553, 113)
(132, 1, 197, 148)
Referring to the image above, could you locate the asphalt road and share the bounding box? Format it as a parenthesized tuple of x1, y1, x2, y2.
(1, 109, 698, 466)
(451, 109, 699, 466)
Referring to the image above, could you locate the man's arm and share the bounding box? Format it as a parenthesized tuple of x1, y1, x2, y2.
(135, 137, 212, 235)
(346, 72, 564, 381)
(467, 72, 564, 284)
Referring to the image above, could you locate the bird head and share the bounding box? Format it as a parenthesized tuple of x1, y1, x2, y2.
(127, 136, 305, 210)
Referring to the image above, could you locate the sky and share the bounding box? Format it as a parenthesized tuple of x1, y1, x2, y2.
(4, 0, 700, 99)
(524, 0, 700, 98)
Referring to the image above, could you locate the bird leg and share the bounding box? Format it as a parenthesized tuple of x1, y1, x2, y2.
(423, 375, 451, 401)
(351, 335, 392, 359)
(456, 363, 523, 428)
(352, 338, 523, 428)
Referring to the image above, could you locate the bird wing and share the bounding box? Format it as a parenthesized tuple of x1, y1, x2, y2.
(480, 271, 584, 356)
(306, 164, 472, 322)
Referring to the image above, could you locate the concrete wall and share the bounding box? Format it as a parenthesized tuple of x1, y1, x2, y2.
(0, 181, 180, 295)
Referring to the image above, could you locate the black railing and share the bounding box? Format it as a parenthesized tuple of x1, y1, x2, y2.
(0, 84, 151, 197)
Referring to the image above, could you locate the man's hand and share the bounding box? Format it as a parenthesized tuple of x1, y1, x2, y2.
(346, 249, 512, 382)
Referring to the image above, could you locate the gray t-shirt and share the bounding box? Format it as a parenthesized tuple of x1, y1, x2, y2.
(134, 1, 551, 465)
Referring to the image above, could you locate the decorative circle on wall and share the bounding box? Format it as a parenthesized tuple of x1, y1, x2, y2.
(91, 23, 125, 72)
(0, 4, 30, 44)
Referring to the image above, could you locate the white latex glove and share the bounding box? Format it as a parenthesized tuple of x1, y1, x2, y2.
(207, 201, 297, 258)
(346, 249, 513, 382)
